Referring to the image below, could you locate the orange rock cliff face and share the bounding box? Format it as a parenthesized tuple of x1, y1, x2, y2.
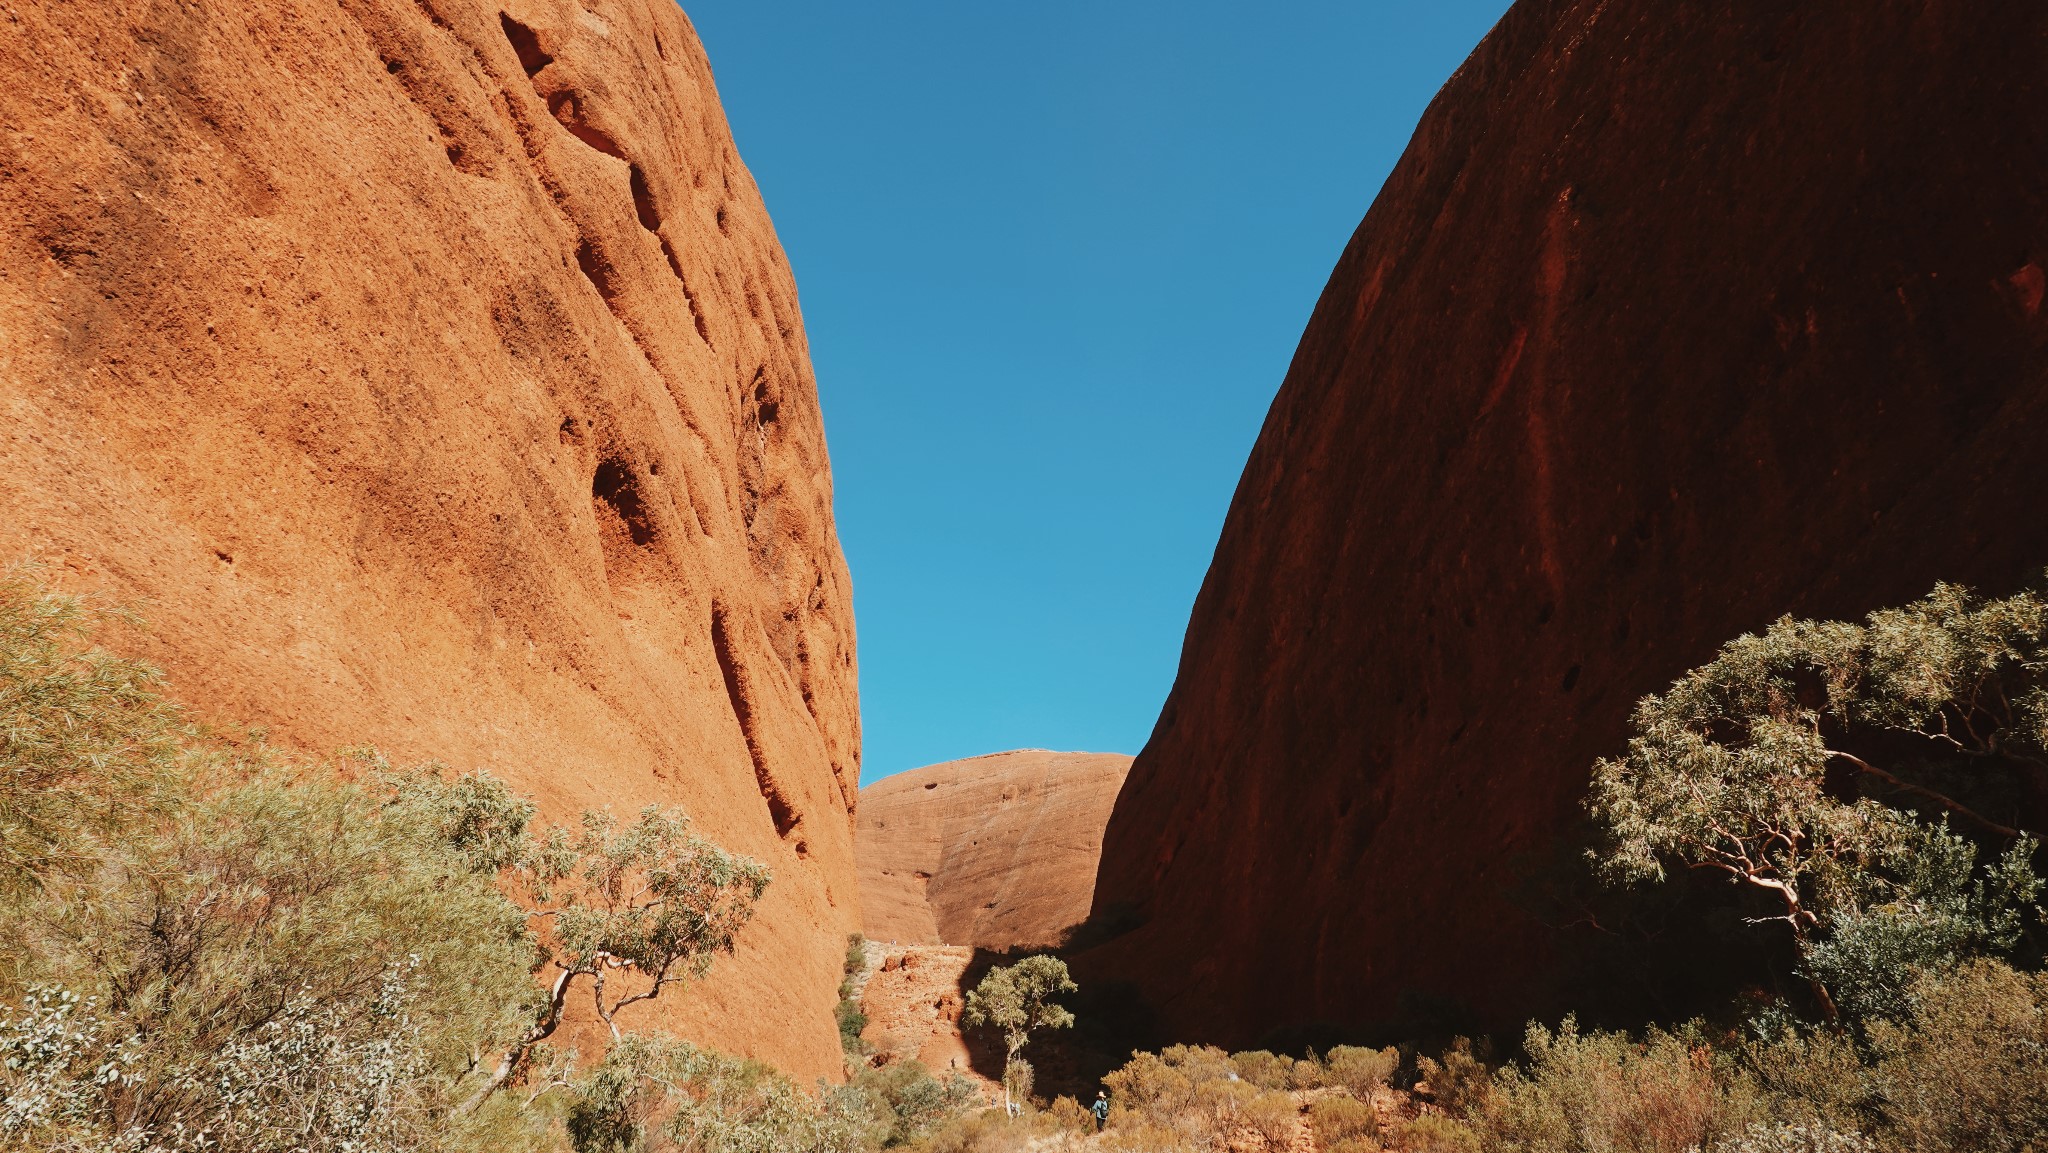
(0, 0, 859, 1081)
(859, 751, 1132, 950)
(1086, 0, 2048, 1048)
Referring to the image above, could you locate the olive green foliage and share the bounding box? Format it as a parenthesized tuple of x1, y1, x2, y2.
(464, 793, 772, 1110)
(1400, 958, 2048, 1153)
(1229, 1049, 1291, 1089)
(1478, 1018, 1764, 1153)
(1588, 581, 2047, 1019)
(1396, 1112, 1484, 1152)
(0, 571, 781, 1153)
(961, 956, 1077, 1063)
(849, 1061, 977, 1147)
(1097, 1044, 1301, 1151)
(839, 935, 871, 1060)
(564, 1033, 876, 1153)
(1324, 1044, 1400, 1098)
(904, 1108, 1072, 1153)
(0, 574, 540, 1151)
(1306, 1093, 1378, 1147)
(961, 955, 1075, 1114)
(0, 569, 178, 898)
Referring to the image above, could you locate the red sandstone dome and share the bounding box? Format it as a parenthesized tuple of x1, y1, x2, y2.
(859, 750, 1132, 951)
(1084, 0, 2048, 1047)
(0, 0, 858, 1080)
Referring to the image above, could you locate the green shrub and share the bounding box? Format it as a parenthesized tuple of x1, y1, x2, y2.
(1725, 1122, 1878, 1153)
(1325, 1045, 1400, 1098)
(1307, 1092, 1378, 1146)
(1416, 1038, 1491, 1119)
(0, 569, 180, 902)
(839, 936, 871, 1059)
(1397, 1112, 1482, 1152)
(0, 569, 778, 1153)
(1863, 960, 2048, 1152)
(1229, 1049, 1291, 1089)
(566, 1033, 878, 1153)
(961, 955, 1075, 1115)
(1586, 581, 2048, 1023)
(1241, 1090, 1297, 1147)
(1479, 1018, 1763, 1153)
(851, 1061, 977, 1146)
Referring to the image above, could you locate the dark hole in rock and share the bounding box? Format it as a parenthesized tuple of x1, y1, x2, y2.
(1561, 664, 1582, 692)
(593, 458, 654, 546)
(629, 164, 661, 232)
(499, 13, 551, 76)
(547, 92, 624, 158)
(575, 239, 617, 301)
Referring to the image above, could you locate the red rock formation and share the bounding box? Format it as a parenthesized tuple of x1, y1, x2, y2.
(1086, 0, 2048, 1047)
(0, 0, 857, 1081)
(859, 750, 1132, 950)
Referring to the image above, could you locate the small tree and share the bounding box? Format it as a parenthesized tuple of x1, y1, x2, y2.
(432, 779, 772, 1112)
(962, 955, 1076, 1114)
(1588, 581, 2047, 1021)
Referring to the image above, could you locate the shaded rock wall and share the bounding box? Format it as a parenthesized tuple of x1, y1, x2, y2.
(0, 0, 858, 1080)
(1087, 0, 2048, 1047)
(859, 750, 1132, 950)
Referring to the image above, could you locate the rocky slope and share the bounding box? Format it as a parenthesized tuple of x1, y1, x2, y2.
(859, 750, 1132, 949)
(0, 0, 857, 1080)
(1087, 0, 2048, 1047)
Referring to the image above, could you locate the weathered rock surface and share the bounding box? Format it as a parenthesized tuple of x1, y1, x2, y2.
(0, 0, 858, 1080)
(852, 943, 992, 1090)
(859, 750, 1132, 949)
(1087, 0, 2048, 1047)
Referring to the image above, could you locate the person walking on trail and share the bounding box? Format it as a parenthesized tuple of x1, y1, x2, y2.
(1091, 1091, 1109, 1132)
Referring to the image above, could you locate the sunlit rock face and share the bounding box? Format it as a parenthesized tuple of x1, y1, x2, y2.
(859, 750, 1132, 950)
(0, 0, 860, 1081)
(1084, 0, 2048, 1047)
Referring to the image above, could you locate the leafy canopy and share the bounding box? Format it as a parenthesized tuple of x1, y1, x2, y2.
(961, 955, 1076, 1061)
(1588, 580, 2048, 1020)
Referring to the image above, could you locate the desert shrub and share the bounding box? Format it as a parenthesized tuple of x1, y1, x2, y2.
(1861, 959, 2048, 1152)
(1308, 1092, 1378, 1146)
(1103, 1045, 1225, 1118)
(851, 1061, 977, 1146)
(1242, 1090, 1298, 1147)
(1230, 1049, 1292, 1089)
(1740, 1024, 1871, 1136)
(0, 570, 180, 901)
(1103, 1045, 1292, 1148)
(0, 570, 783, 1153)
(1288, 1057, 1325, 1090)
(908, 1107, 1073, 1153)
(1725, 1122, 1877, 1153)
(1478, 1018, 1763, 1153)
(565, 1033, 878, 1153)
(839, 936, 871, 1060)
(1045, 1095, 1092, 1134)
(1416, 1038, 1492, 1119)
(1396, 1112, 1482, 1153)
(1096, 1120, 1201, 1153)
(1325, 1045, 1400, 1098)
(4, 764, 539, 1153)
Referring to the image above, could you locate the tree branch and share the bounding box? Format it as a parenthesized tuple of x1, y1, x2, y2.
(458, 965, 577, 1115)
(1825, 749, 2022, 838)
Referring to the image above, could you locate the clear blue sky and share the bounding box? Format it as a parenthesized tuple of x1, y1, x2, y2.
(682, 1, 1512, 782)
